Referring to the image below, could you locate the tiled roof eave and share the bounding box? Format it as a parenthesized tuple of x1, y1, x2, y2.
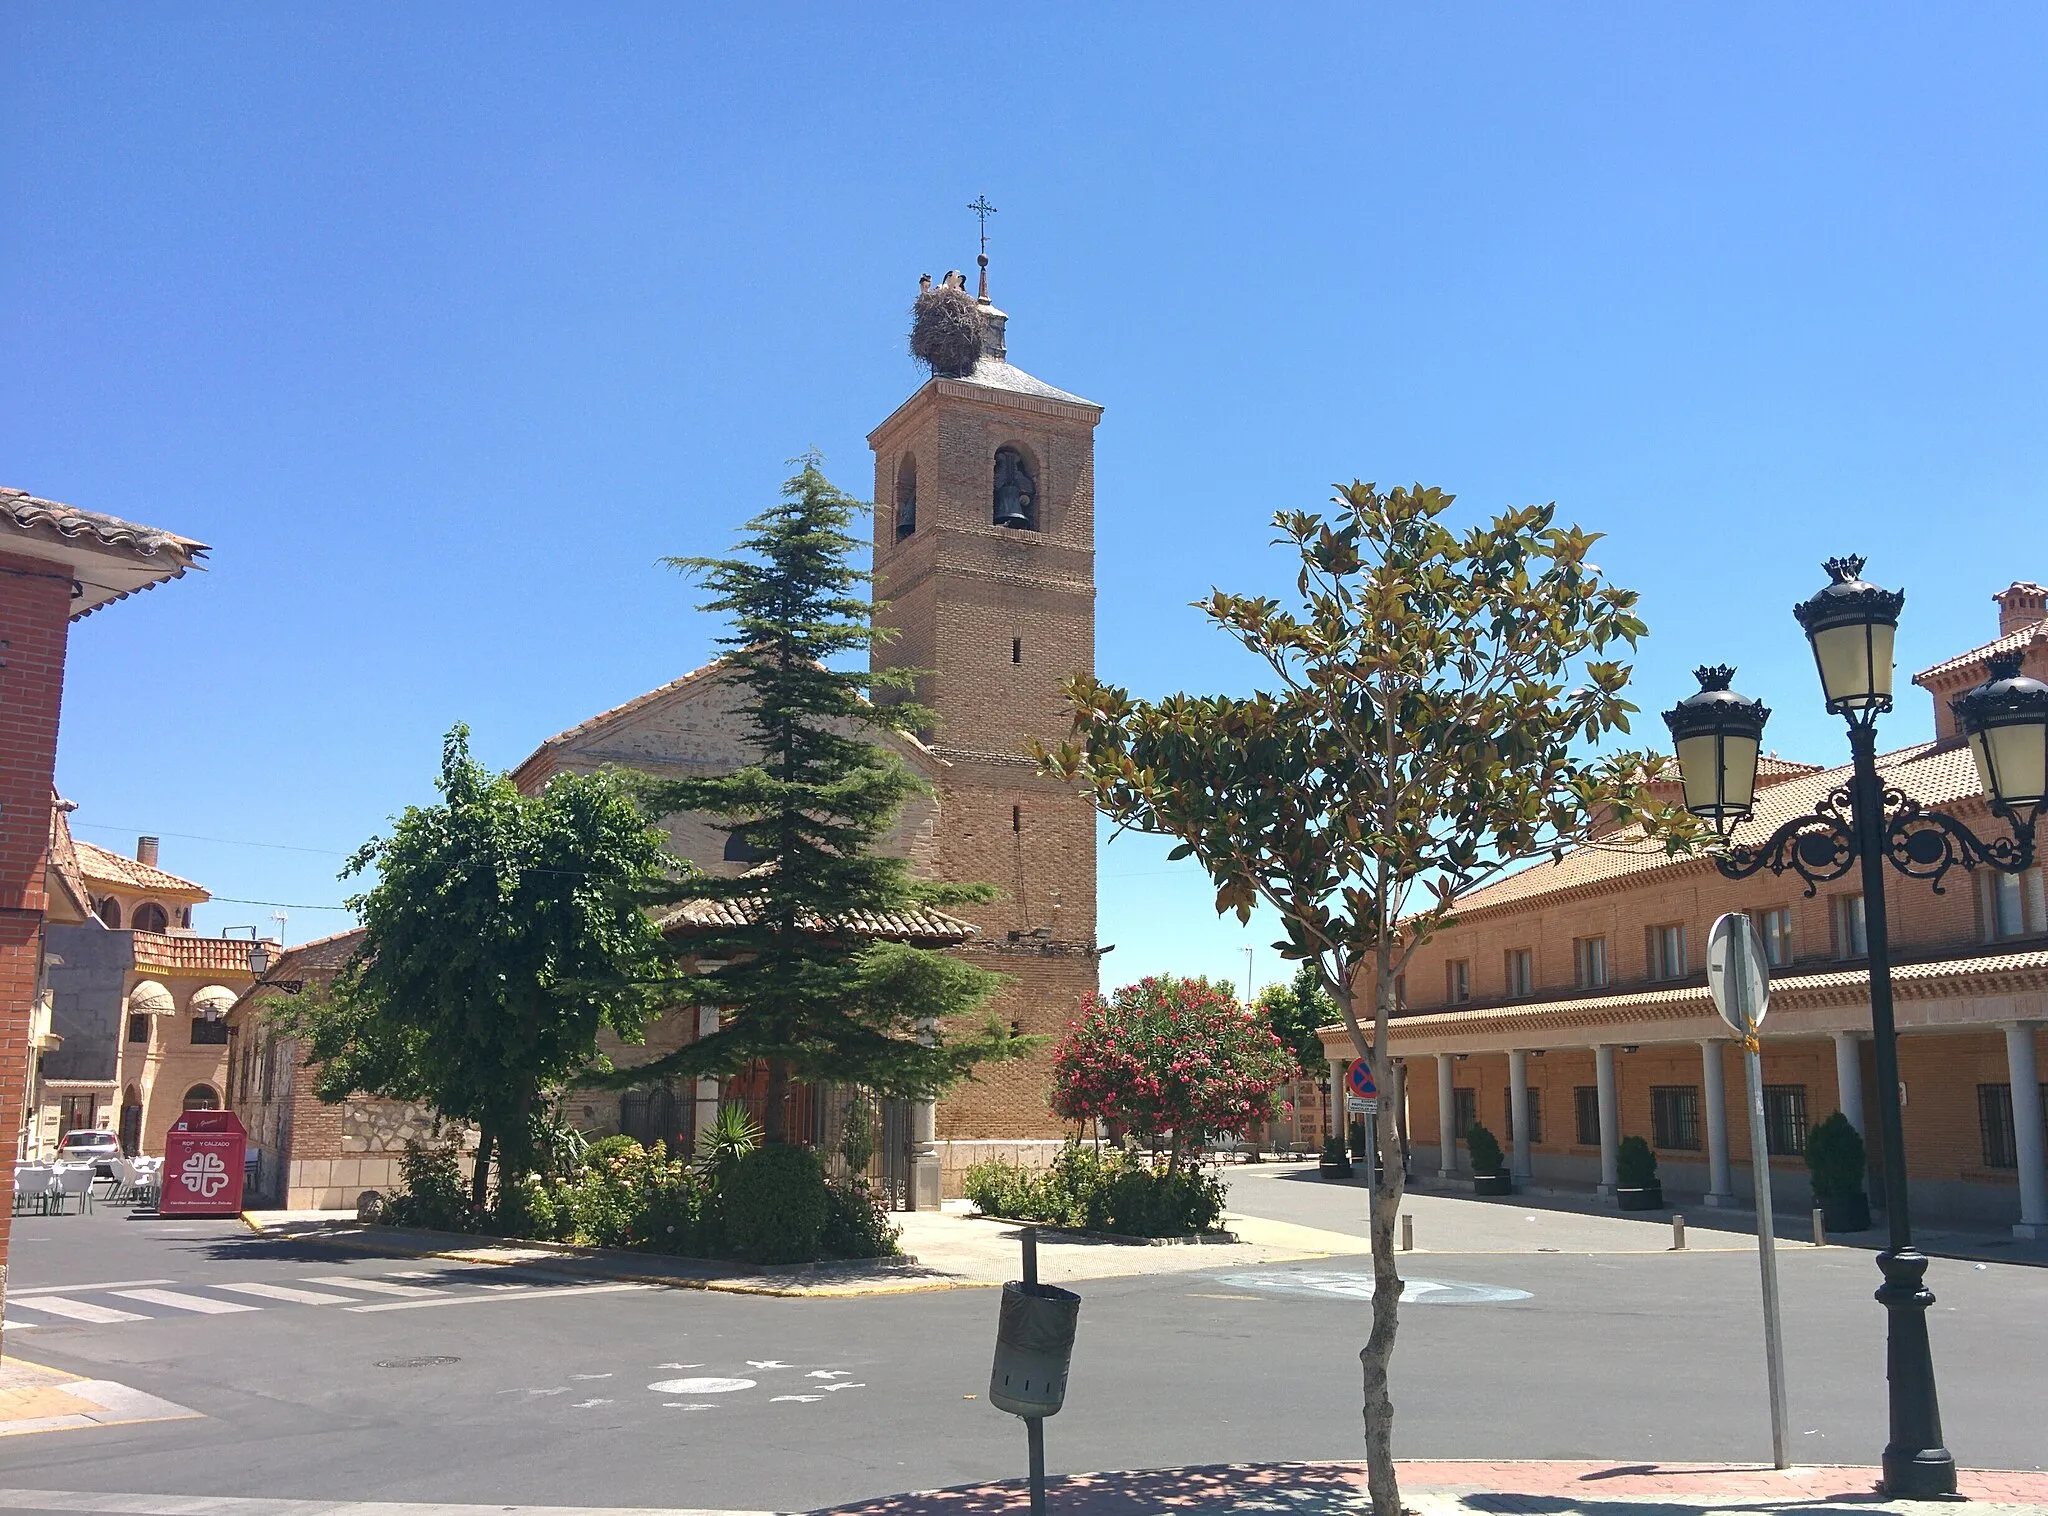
(1320, 949, 2048, 1044)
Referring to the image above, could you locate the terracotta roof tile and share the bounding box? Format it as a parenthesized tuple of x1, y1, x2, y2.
(130, 930, 276, 977)
(657, 896, 977, 945)
(1913, 624, 2048, 686)
(1326, 947, 2048, 1046)
(1448, 736, 1987, 920)
(1, 487, 208, 618)
(73, 839, 209, 898)
(230, 928, 366, 1013)
(46, 804, 91, 921)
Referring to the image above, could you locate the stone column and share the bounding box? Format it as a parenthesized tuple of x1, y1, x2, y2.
(1437, 1053, 1457, 1179)
(1508, 1050, 1532, 1182)
(2005, 1023, 2047, 1240)
(910, 1096, 941, 1211)
(911, 1019, 942, 1210)
(1595, 1044, 1620, 1196)
(1831, 1030, 1865, 1137)
(692, 1004, 720, 1144)
(1702, 1039, 1735, 1206)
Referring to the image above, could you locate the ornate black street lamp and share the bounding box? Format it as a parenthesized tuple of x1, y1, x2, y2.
(1663, 555, 2048, 1499)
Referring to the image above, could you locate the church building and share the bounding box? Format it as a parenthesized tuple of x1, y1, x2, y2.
(507, 257, 1104, 1194)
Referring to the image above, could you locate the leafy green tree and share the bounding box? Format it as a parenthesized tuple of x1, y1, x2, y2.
(599, 456, 1027, 1140)
(281, 725, 676, 1206)
(1254, 961, 1335, 1075)
(1038, 482, 1693, 1515)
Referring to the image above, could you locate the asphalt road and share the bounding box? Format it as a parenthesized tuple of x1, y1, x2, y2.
(2, 1197, 2043, 1511)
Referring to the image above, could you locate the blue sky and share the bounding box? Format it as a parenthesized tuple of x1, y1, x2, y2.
(6, 6, 2044, 993)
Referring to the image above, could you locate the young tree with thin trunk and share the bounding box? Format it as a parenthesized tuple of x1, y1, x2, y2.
(1038, 483, 1694, 1515)
(600, 456, 1026, 1138)
(290, 725, 676, 1207)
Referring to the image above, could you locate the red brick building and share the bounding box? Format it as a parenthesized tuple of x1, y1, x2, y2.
(1, 488, 203, 1326)
(1320, 580, 2048, 1237)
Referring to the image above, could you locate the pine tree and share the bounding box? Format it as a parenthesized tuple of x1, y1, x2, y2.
(607, 456, 1024, 1140)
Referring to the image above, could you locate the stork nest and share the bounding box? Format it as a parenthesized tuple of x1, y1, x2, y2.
(910, 284, 986, 377)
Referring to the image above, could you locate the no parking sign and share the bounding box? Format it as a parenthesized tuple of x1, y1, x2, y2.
(1346, 1058, 1377, 1115)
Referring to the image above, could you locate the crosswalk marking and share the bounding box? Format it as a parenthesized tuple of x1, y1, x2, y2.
(214, 1281, 357, 1306)
(113, 1288, 260, 1315)
(11, 1278, 176, 1297)
(304, 1275, 442, 1297)
(347, 1281, 649, 1313)
(11, 1296, 150, 1325)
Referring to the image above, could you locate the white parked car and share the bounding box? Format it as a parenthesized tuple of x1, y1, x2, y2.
(56, 1129, 121, 1178)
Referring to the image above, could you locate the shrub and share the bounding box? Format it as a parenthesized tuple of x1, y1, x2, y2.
(723, 1144, 830, 1263)
(1466, 1122, 1503, 1177)
(966, 1140, 1226, 1238)
(584, 1133, 645, 1167)
(1806, 1111, 1867, 1200)
(1321, 1135, 1352, 1166)
(821, 1178, 900, 1259)
(1617, 1135, 1658, 1189)
(1051, 976, 1297, 1166)
(381, 1139, 477, 1232)
(1349, 1118, 1371, 1158)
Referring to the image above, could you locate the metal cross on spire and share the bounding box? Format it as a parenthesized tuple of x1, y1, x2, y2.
(968, 195, 998, 257)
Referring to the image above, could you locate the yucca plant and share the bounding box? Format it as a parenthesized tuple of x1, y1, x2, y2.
(694, 1103, 764, 1182)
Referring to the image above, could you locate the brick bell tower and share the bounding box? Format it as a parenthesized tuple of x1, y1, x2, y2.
(868, 252, 1101, 1144)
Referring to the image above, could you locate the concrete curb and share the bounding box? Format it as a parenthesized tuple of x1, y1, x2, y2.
(957, 1213, 1241, 1247)
(239, 1215, 992, 1298)
(810, 1458, 2048, 1514)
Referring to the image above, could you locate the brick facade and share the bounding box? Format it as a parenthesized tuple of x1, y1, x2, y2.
(0, 549, 75, 1312)
(867, 299, 1105, 1140)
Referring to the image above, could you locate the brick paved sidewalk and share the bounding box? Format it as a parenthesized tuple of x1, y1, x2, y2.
(817, 1460, 2048, 1516)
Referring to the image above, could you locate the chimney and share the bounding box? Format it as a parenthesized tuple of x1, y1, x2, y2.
(1994, 582, 2047, 637)
(136, 836, 159, 868)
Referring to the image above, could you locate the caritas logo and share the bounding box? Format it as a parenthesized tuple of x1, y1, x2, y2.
(178, 1149, 231, 1199)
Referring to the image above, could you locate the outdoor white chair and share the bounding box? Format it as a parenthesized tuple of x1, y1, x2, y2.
(51, 1163, 95, 1215)
(100, 1157, 141, 1206)
(11, 1165, 54, 1216)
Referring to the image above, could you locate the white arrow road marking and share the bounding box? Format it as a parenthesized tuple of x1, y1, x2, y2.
(804, 1370, 848, 1380)
(571, 1399, 613, 1409)
(820, 1382, 866, 1392)
(572, 1373, 613, 1380)
(744, 1360, 788, 1370)
(769, 1395, 823, 1403)
(656, 1363, 701, 1370)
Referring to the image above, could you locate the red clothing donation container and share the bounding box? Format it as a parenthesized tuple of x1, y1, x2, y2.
(160, 1109, 248, 1217)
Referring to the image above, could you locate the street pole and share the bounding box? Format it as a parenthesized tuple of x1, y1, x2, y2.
(1847, 722, 1954, 1496)
(1741, 1030, 1790, 1469)
(1022, 1227, 1046, 1516)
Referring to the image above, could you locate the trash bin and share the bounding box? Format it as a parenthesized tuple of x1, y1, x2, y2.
(989, 1278, 1081, 1417)
(160, 1109, 248, 1217)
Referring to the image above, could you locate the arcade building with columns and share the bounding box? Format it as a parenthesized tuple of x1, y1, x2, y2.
(1319, 581, 2048, 1238)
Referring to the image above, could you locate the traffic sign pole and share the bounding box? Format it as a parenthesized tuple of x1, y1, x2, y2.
(1713, 913, 1790, 1471)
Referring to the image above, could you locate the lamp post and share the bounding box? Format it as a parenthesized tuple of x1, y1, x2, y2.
(1663, 555, 2048, 1499)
